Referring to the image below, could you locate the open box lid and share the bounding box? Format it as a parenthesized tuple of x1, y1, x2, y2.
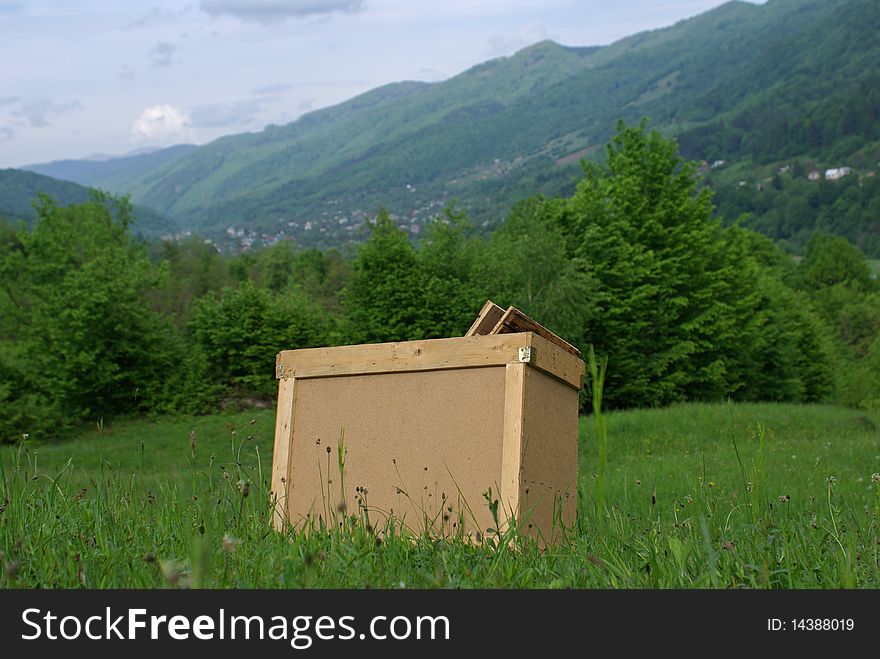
(276, 300, 584, 390)
(465, 300, 581, 358)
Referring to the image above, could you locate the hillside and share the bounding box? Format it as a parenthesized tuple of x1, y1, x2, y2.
(0, 169, 179, 239)
(0, 168, 90, 217)
(20, 0, 880, 253)
(24, 144, 197, 192)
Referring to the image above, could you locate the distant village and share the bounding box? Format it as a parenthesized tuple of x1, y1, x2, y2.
(160, 192, 453, 254)
(161, 156, 878, 254)
(698, 159, 868, 186)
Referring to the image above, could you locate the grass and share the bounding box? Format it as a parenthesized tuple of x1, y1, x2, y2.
(1, 402, 878, 588)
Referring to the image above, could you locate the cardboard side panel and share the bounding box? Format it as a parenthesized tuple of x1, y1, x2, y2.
(517, 366, 579, 545)
(286, 367, 507, 539)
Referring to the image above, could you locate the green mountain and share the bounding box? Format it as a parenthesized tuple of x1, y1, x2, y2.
(23, 144, 197, 192)
(21, 0, 880, 253)
(0, 169, 179, 239)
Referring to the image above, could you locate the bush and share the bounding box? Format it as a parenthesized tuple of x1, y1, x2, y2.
(0, 194, 187, 440)
(190, 281, 330, 399)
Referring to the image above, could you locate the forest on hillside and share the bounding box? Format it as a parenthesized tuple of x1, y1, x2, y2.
(1, 123, 878, 442)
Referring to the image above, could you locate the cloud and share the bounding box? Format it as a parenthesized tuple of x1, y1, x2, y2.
(149, 42, 180, 67)
(189, 99, 263, 128)
(298, 98, 315, 112)
(252, 83, 293, 96)
(487, 23, 551, 56)
(131, 99, 267, 145)
(199, 0, 366, 23)
(119, 65, 135, 81)
(127, 5, 195, 30)
(0, 96, 20, 107)
(15, 99, 83, 128)
(131, 105, 193, 144)
(0, 125, 14, 142)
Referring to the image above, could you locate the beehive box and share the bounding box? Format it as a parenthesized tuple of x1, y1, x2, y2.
(271, 331, 584, 545)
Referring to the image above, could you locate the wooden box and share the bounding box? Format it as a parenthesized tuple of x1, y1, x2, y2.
(271, 332, 584, 545)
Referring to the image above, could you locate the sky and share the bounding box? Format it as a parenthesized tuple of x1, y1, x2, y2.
(0, 0, 761, 168)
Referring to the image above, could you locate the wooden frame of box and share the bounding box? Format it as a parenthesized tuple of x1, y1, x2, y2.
(271, 331, 584, 545)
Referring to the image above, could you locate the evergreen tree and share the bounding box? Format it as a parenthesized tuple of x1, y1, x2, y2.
(744, 274, 835, 403)
(415, 205, 484, 338)
(342, 209, 426, 343)
(561, 121, 762, 406)
(482, 196, 596, 353)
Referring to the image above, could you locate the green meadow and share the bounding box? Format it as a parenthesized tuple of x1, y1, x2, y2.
(2, 402, 878, 589)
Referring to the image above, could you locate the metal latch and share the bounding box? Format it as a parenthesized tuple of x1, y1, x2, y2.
(518, 346, 535, 364)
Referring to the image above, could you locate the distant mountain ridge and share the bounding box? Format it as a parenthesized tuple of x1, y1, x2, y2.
(17, 0, 880, 251)
(25, 144, 197, 193)
(0, 169, 179, 239)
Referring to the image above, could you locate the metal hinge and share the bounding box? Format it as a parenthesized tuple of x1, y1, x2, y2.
(518, 346, 535, 364)
(276, 362, 285, 379)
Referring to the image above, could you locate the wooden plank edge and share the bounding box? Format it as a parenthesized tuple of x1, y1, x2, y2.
(527, 332, 586, 391)
(277, 333, 531, 379)
(499, 362, 527, 535)
(465, 300, 506, 337)
(275, 332, 584, 389)
(270, 376, 296, 532)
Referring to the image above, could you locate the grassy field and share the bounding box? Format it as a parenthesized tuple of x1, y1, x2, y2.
(1, 402, 878, 588)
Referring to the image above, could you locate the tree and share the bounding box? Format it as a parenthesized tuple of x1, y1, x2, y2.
(743, 274, 835, 403)
(147, 236, 232, 325)
(252, 240, 296, 293)
(480, 196, 596, 353)
(189, 281, 329, 399)
(342, 209, 426, 343)
(800, 232, 872, 291)
(0, 193, 184, 439)
(560, 120, 763, 407)
(290, 248, 353, 314)
(415, 205, 484, 338)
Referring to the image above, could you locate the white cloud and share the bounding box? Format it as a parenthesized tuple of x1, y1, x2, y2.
(199, 0, 366, 23)
(126, 5, 196, 30)
(131, 105, 193, 144)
